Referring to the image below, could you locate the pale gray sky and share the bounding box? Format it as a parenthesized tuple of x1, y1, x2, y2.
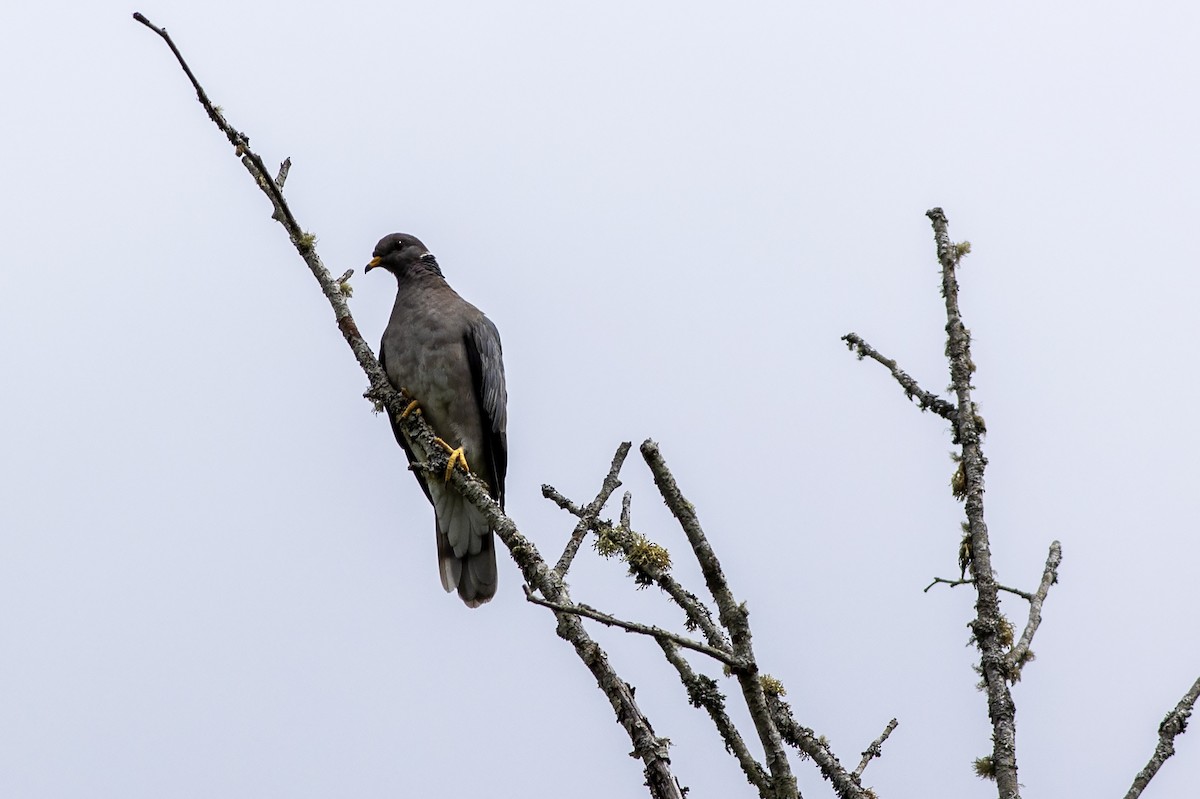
(3, 1, 1198, 797)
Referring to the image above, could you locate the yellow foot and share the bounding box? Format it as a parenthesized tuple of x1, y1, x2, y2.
(399, 399, 421, 419)
(433, 437, 471, 482)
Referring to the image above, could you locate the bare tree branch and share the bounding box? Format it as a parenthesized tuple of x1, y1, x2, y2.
(658, 640, 772, 795)
(1124, 675, 1200, 799)
(927, 207, 1020, 799)
(523, 587, 744, 669)
(131, 13, 382, 404)
(1005, 541, 1062, 674)
(841, 333, 956, 420)
(766, 692, 874, 799)
(133, 15, 683, 798)
(274, 157, 291, 189)
(853, 718, 898, 779)
(641, 441, 797, 799)
(595, 519, 731, 651)
(552, 442, 632, 575)
(541, 483, 733, 655)
(923, 577, 1036, 602)
(548, 446, 879, 798)
(541, 484, 582, 515)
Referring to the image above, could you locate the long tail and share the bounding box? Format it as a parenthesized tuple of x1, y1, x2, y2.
(433, 487, 498, 607)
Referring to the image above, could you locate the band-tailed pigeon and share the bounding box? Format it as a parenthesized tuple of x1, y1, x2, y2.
(366, 233, 507, 607)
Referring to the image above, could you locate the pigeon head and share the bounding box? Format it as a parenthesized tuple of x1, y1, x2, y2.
(365, 232, 443, 278)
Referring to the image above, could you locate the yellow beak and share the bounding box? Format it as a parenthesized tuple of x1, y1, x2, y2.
(366, 256, 382, 271)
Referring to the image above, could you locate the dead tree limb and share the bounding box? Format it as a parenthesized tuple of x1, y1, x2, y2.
(1124, 675, 1200, 799)
(926, 208, 1021, 799)
(132, 14, 682, 798)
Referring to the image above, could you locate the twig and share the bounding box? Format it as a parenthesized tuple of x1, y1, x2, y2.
(1005, 541, 1062, 673)
(524, 588, 744, 669)
(928, 207, 1020, 799)
(134, 16, 683, 798)
(274, 157, 291, 188)
(542, 484, 583, 516)
(1125, 675, 1200, 799)
(842, 333, 956, 420)
(550, 443, 632, 575)
(924, 576, 1034, 602)
(853, 718, 898, 779)
(658, 640, 771, 796)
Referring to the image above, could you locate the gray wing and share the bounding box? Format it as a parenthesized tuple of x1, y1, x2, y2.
(464, 314, 508, 508)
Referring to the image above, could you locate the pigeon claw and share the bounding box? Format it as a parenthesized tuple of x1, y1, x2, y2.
(399, 399, 421, 419)
(433, 437, 472, 482)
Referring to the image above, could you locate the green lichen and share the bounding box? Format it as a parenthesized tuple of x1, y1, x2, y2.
(595, 526, 671, 585)
(759, 674, 786, 697)
(972, 755, 996, 780)
(997, 616, 1015, 648)
(951, 462, 967, 500)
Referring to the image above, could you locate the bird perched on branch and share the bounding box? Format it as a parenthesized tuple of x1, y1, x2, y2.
(366, 233, 507, 607)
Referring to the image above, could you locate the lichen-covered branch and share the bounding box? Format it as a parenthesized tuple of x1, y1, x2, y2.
(658, 640, 772, 795)
(547, 452, 878, 799)
(853, 718, 898, 779)
(841, 333, 955, 420)
(640, 441, 797, 799)
(927, 207, 1019, 799)
(542, 486, 731, 655)
(133, 15, 682, 798)
(1124, 675, 1200, 799)
(766, 692, 874, 799)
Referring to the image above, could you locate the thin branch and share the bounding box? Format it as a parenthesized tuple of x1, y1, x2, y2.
(658, 640, 772, 796)
(853, 718, 898, 779)
(641, 440, 797, 799)
(766, 692, 872, 799)
(924, 576, 1034, 602)
(274, 157, 291, 188)
(134, 16, 682, 798)
(132, 13, 380, 398)
(1125, 675, 1200, 799)
(524, 587, 744, 669)
(542, 483, 583, 515)
(543, 492, 733, 656)
(842, 332, 956, 420)
(928, 207, 1019, 799)
(550, 443, 632, 575)
(1005, 541, 1062, 672)
(601, 521, 734, 652)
